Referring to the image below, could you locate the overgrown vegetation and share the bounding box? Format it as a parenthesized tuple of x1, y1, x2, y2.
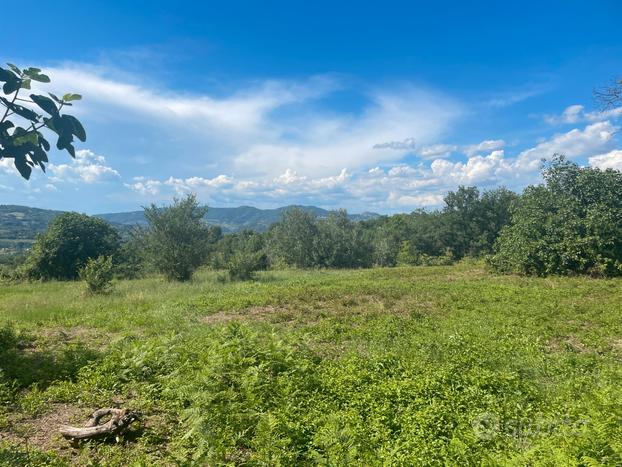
(0, 265, 620, 465)
(80, 256, 114, 294)
(21, 213, 120, 281)
(489, 155, 622, 276)
(2, 157, 620, 284)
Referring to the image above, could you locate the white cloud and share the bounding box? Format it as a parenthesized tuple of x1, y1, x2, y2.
(545, 104, 622, 125)
(43, 66, 338, 133)
(49, 149, 120, 183)
(125, 177, 162, 196)
(417, 144, 458, 159)
(589, 150, 622, 171)
(6, 64, 621, 214)
(122, 119, 620, 212)
(463, 139, 506, 157)
(231, 86, 461, 177)
(515, 121, 617, 171)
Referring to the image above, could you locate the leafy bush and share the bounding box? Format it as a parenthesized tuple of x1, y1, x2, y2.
(80, 255, 114, 294)
(142, 194, 217, 281)
(397, 241, 454, 266)
(227, 250, 266, 280)
(489, 156, 622, 276)
(21, 212, 120, 280)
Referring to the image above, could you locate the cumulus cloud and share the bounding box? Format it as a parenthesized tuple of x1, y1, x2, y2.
(463, 139, 506, 157)
(49, 149, 120, 183)
(589, 149, 622, 171)
(123, 119, 620, 212)
(515, 121, 617, 171)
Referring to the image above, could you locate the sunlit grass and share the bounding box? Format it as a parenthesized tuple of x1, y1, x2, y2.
(1, 264, 621, 465)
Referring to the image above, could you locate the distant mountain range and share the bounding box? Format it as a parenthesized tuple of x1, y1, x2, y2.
(0, 205, 380, 251)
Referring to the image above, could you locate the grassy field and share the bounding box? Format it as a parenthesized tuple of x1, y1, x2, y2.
(0, 263, 621, 465)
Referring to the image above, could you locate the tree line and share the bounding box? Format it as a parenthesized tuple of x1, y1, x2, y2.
(1, 156, 620, 289)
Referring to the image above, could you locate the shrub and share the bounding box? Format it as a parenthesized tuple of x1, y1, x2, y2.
(80, 255, 114, 294)
(227, 250, 266, 281)
(21, 212, 120, 280)
(143, 194, 215, 281)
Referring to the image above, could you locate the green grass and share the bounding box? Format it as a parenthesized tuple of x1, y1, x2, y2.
(1, 263, 621, 465)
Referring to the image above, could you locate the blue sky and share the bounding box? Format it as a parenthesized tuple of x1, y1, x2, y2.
(2, 0, 622, 213)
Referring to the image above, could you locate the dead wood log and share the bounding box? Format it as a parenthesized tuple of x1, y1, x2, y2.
(59, 408, 139, 441)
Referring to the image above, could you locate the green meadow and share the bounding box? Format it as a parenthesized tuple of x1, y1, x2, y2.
(1, 263, 621, 465)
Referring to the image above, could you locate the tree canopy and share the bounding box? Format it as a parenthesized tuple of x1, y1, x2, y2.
(22, 212, 120, 280)
(489, 156, 622, 277)
(142, 194, 219, 281)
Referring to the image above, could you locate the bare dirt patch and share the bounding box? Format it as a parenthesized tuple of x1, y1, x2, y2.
(546, 336, 591, 354)
(200, 305, 294, 325)
(1, 403, 88, 452)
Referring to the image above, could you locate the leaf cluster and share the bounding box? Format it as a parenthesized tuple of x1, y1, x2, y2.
(0, 64, 85, 179)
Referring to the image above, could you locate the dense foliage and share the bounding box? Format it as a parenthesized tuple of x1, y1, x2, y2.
(489, 156, 622, 277)
(80, 255, 114, 294)
(0, 64, 85, 179)
(4, 157, 621, 282)
(259, 187, 516, 270)
(22, 212, 120, 280)
(141, 194, 221, 281)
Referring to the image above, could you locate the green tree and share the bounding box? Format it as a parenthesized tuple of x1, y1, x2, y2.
(442, 186, 518, 258)
(23, 213, 120, 280)
(142, 194, 214, 281)
(268, 208, 319, 268)
(315, 210, 373, 268)
(0, 64, 85, 179)
(490, 156, 622, 277)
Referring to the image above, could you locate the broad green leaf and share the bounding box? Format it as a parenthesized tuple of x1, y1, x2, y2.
(30, 73, 50, 83)
(0, 67, 18, 82)
(0, 97, 39, 121)
(30, 94, 59, 116)
(14, 156, 32, 179)
(63, 114, 86, 142)
(21, 79, 31, 90)
(7, 63, 21, 75)
(3, 79, 21, 94)
(62, 93, 82, 102)
(13, 131, 38, 146)
(38, 133, 50, 151)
